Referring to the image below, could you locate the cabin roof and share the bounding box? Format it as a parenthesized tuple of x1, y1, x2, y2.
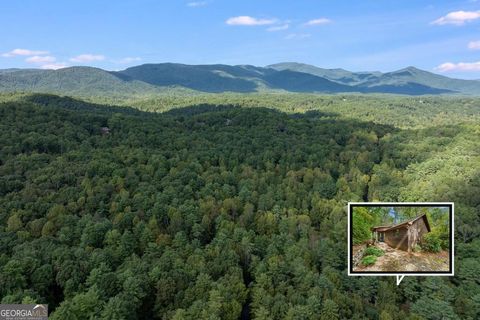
(370, 225, 391, 232)
(371, 214, 431, 233)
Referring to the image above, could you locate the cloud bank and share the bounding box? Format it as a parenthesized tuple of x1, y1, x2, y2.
(41, 63, 68, 70)
(25, 55, 56, 63)
(435, 61, 480, 72)
(431, 11, 480, 25)
(468, 40, 480, 50)
(2, 48, 49, 57)
(226, 16, 277, 26)
(304, 18, 331, 26)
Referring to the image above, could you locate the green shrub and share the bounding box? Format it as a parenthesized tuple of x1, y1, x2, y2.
(364, 247, 384, 257)
(352, 208, 373, 245)
(439, 233, 450, 250)
(413, 244, 422, 253)
(362, 255, 377, 266)
(421, 233, 442, 252)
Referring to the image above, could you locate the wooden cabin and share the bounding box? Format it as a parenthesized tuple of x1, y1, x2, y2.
(371, 214, 431, 253)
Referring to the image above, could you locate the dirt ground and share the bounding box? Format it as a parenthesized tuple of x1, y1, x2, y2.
(352, 245, 364, 256)
(354, 242, 450, 272)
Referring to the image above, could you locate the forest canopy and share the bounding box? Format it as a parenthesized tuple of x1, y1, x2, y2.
(0, 93, 479, 319)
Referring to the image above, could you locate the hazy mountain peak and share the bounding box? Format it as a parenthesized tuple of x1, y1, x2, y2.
(1, 62, 479, 95)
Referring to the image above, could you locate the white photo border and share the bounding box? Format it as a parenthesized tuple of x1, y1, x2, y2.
(347, 202, 454, 277)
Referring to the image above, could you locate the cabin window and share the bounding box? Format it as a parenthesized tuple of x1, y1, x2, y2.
(395, 230, 400, 237)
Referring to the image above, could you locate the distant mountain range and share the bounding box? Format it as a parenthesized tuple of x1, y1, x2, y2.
(1, 62, 479, 96)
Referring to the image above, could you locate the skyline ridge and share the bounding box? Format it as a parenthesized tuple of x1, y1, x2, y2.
(1, 61, 478, 81)
(2, 61, 479, 95)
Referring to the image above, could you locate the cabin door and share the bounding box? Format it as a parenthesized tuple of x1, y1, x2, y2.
(379, 232, 384, 242)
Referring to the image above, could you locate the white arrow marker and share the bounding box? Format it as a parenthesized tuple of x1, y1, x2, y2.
(396, 275, 405, 285)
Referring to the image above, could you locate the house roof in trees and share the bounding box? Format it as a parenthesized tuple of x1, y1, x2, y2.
(371, 214, 431, 232)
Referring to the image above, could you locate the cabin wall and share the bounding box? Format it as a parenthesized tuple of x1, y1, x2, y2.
(410, 219, 429, 249)
(384, 227, 409, 251)
(417, 219, 429, 238)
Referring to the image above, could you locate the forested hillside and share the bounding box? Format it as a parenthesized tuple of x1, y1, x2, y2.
(2, 62, 480, 96)
(0, 93, 479, 319)
(269, 63, 480, 95)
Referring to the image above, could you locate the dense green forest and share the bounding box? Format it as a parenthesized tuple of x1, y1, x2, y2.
(0, 93, 479, 319)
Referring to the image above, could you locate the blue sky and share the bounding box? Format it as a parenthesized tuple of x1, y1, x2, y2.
(1, 0, 480, 79)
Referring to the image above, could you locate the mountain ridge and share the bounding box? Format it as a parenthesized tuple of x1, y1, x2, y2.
(0, 62, 478, 96)
(268, 62, 479, 94)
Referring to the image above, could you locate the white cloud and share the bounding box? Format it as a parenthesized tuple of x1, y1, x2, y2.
(187, 1, 207, 7)
(116, 57, 142, 64)
(304, 18, 331, 26)
(41, 62, 68, 70)
(226, 16, 277, 26)
(25, 55, 56, 63)
(431, 10, 480, 25)
(435, 61, 480, 72)
(2, 48, 49, 57)
(468, 40, 480, 50)
(69, 54, 105, 63)
(267, 24, 289, 32)
(285, 33, 311, 40)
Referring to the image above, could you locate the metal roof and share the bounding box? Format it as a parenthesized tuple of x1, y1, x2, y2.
(371, 214, 431, 233)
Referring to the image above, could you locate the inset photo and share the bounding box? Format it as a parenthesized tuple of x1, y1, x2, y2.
(348, 203, 454, 275)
